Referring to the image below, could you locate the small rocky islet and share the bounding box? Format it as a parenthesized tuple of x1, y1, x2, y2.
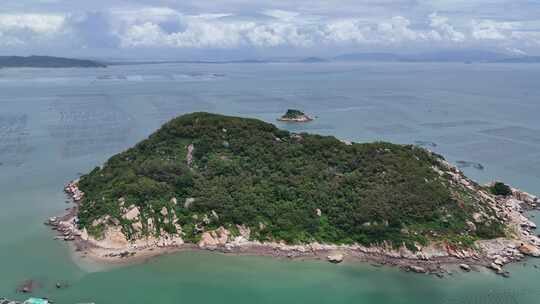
(277, 109, 314, 122)
(48, 112, 539, 277)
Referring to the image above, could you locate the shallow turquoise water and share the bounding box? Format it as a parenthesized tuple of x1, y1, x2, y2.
(1, 62, 540, 303)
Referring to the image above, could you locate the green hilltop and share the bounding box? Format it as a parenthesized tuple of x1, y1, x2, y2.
(77, 112, 504, 248)
(281, 109, 306, 119)
(0, 56, 106, 68)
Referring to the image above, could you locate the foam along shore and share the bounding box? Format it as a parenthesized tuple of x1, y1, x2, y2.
(1, 297, 50, 304)
(50, 163, 540, 277)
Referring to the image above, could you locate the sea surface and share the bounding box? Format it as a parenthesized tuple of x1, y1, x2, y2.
(1, 62, 540, 303)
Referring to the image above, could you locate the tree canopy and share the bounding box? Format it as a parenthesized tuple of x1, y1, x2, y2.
(77, 112, 504, 248)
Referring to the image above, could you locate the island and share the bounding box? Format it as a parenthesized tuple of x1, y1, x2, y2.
(277, 109, 313, 122)
(49, 113, 539, 276)
(0, 56, 106, 68)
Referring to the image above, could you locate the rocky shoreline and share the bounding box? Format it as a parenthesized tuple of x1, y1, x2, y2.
(277, 115, 313, 123)
(276, 109, 314, 122)
(49, 169, 540, 278)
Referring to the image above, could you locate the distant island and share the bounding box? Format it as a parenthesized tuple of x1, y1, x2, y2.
(333, 50, 514, 63)
(333, 50, 540, 63)
(298, 57, 328, 63)
(105, 50, 540, 66)
(0, 56, 106, 68)
(277, 109, 313, 122)
(49, 113, 539, 276)
(491, 56, 540, 63)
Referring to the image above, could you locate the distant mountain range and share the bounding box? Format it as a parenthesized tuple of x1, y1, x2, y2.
(298, 57, 329, 63)
(106, 50, 540, 66)
(333, 52, 403, 62)
(332, 50, 540, 63)
(491, 56, 540, 63)
(0, 56, 106, 68)
(3, 51, 538, 69)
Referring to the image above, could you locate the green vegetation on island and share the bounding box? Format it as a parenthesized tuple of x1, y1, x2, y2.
(278, 109, 313, 122)
(0, 56, 106, 68)
(282, 109, 305, 118)
(76, 112, 505, 249)
(490, 182, 513, 197)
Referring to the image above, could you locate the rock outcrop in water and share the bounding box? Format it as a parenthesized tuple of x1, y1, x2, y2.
(277, 109, 313, 122)
(327, 253, 345, 263)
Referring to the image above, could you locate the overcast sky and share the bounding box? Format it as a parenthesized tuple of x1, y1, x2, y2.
(2, 0, 540, 59)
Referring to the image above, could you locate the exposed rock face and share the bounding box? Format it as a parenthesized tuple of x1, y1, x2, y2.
(184, 197, 195, 209)
(408, 265, 426, 273)
(186, 144, 195, 167)
(236, 225, 251, 240)
(489, 263, 502, 272)
(123, 206, 140, 220)
(131, 221, 143, 231)
(511, 188, 538, 205)
(519, 243, 540, 257)
(91, 216, 107, 227)
(472, 212, 484, 223)
(505, 199, 537, 229)
(290, 134, 303, 141)
(493, 256, 505, 266)
(198, 227, 231, 248)
(64, 181, 84, 201)
(459, 264, 471, 272)
(466, 221, 477, 232)
(80, 228, 89, 241)
(278, 116, 313, 122)
(101, 226, 130, 248)
(327, 253, 344, 263)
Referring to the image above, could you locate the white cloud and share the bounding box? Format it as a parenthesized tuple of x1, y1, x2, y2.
(0, 13, 65, 34)
(505, 47, 526, 55)
(377, 16, 424, 43)
(323, 19, 368, 44)
(115, 9, 471, 49)
(0, 13, 66, 46)
(119, 11, 251, 48)
(467, 19, 540, 48)
(244, 24, 286, 47)
(165, 21, 249, 48)
(0, 31, 24, 46)
(471, 19, 515, 40)
(120, 22, 165, 47)
(2, 4, 540, 54)
(262, 10, 300, 21)
(429, 13, 466, 42)
(111, 7, 180, 24)
(511, 31, 540, 47)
